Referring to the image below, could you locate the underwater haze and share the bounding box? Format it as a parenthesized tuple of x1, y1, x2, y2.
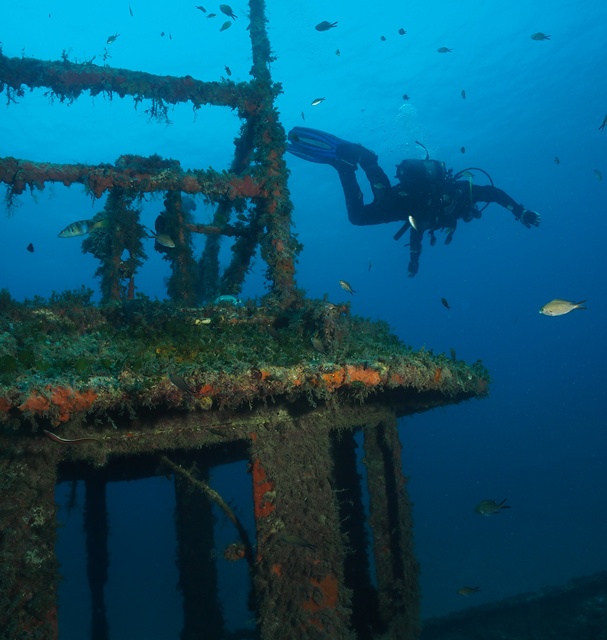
(2, 0, 607, 636)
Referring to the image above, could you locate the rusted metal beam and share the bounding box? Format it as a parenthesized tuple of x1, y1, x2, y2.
(0, 154, 265, 199)
(0, 51, 261, 114)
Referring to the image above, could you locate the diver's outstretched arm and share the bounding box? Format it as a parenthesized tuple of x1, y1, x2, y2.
(471, 184, 540, 227)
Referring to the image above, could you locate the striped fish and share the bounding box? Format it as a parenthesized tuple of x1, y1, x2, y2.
(58, 218, 106, 238)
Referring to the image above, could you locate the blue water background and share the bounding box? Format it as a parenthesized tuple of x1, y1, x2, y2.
(2, 0, 606, 636)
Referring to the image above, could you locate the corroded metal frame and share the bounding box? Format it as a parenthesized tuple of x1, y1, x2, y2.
(0, 0, 298, 305)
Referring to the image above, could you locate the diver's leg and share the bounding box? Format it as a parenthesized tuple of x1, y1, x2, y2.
(336, 168, 372, 225)
(408, 229, 422, 277)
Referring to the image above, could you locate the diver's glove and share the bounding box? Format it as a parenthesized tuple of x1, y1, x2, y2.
(518, 208, 541, 228)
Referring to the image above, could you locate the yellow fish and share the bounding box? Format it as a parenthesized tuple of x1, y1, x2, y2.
(539, 299, 587, 316)
(457, 586, 480, 597)
(338, 280, 356, 294)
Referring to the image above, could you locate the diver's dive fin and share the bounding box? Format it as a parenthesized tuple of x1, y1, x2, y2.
(287, 127, 364, 168)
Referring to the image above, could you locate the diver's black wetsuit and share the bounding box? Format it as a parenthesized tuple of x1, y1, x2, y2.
(336, 152, 538, 276)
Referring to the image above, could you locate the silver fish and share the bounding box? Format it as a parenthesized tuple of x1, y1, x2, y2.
(539, 299, 587, 316)
(338, 280, 356, 294)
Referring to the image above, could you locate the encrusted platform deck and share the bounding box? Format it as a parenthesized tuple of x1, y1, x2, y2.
(0, 295, 489, 639)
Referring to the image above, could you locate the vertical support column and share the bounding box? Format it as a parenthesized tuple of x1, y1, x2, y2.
(84, 476, 109, 640)
(250, 427, 355, 640)
(364, 421, 420, 640)
(174, 467, 225, 640)
(248, 0, 300, 305)
(330, 431, 383, 639)
(0, 444, 60, 640)
(162, 191, 198, 304)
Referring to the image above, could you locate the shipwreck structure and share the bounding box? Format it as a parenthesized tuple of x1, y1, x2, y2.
(0, 2, 489, 639)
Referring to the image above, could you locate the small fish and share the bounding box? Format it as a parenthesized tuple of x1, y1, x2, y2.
(440, 297, 451, 310)
(335, 49, 340, 56)
(457, 586, 480, 597)
(129, 4, 133, 17)
(300, 111, 305, 121)
(474, 499, 510, 516)
(398, 28, 406, 35)
(437, 47, 452, 53)
(58, 218, 106, 238)
(310, 336, 326, 354)
(461, 89, 466, 99)
(224, 65, 232, 76)
(531, 32, 550, 41)
(207, 12, 216, 18)
(219, 4, 237, 19)
(402, 94, 410, 101)
(368, 261, 372, 271)
(593, 168, 603, 181)
(219, 21, 232, 31)
(450, 347, 457, 361)
(44, 430, 102, 445)
(160, 31, 165, 37)
(145, 227, 175, 248)
(554, 156, 560, 165)
(311, 97, 326, 106)
(26, 242, 34, 253)
(213, 294, 243, 306)
(408, 215, 418, 230)
(168, 372, 196, 396)
(195, 4, 207, 12)
(338, 280, 356, 294)
(599, 114, 607, 131)
(380, 35, 386, 42)
(539, 299, 587, 316)
(106, 33, 120, 44)
(460, 146, 466, 154)
(315, 21, 338, 32)
(278, 533, 316, 550)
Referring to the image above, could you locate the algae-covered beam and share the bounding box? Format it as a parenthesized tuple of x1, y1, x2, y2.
(0, 154, 265, 199)
(247, 0, 300, 304)
(0, 51, 261, 115)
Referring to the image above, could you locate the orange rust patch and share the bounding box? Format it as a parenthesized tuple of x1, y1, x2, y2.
(434, 367, 442, 383)
(49, 386, 97, 423)
(19, 393, 51, 414)
(302, 573, 339, 613)
(271, 563, 282, 577)
(198, 384, 216, 396)
(389, 372, 406, 385)
(346, 365, 381, 386)
(0, 397, 12, 413)
(251, 458, 275, 519)
(321, 369, 346, 391)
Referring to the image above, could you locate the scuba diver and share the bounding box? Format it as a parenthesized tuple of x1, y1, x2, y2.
(287, 127, 540, 276)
